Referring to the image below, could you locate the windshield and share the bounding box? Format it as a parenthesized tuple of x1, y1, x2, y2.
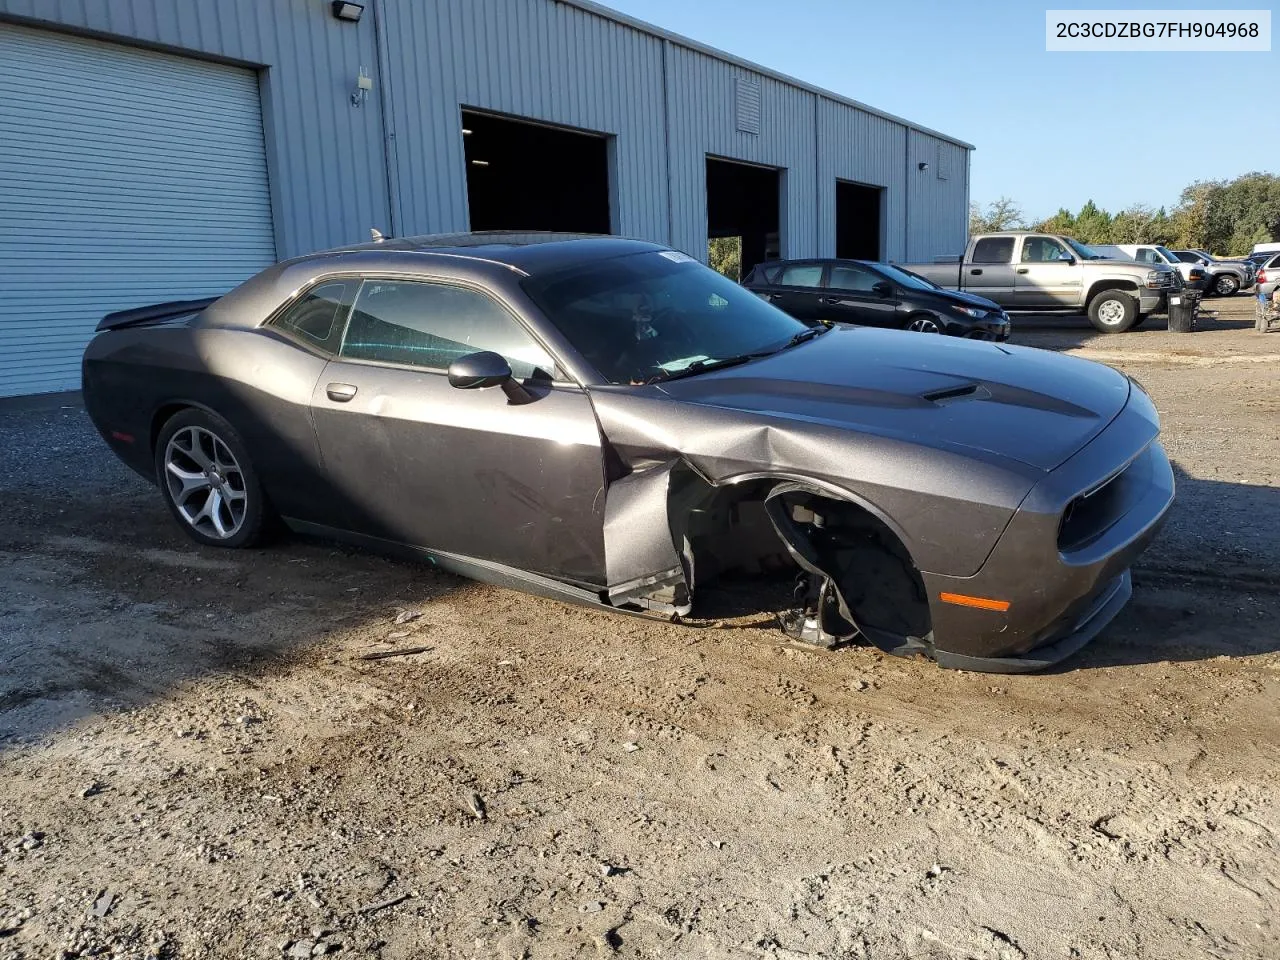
(522, 251, 812, 385)
(1063, 237, 1097, 259)
(1155, 246, 1179, 264)
(873, 263, 938, 291)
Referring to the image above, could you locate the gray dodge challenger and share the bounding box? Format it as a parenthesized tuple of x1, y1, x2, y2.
(83, 233, 1174, 672)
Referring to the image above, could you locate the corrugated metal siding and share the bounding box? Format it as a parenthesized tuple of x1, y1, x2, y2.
(0, 0, 390, 258)
(665, 44, 818, 261)
(0, 21, 275, 395)
(0, 0, 971, 337)
(906, 130, 968, 262)
(816, 99, 908, 261)
(378, 0, 669, 243)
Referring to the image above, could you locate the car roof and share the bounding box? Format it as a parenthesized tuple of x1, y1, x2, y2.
(330, 231, 668, 277)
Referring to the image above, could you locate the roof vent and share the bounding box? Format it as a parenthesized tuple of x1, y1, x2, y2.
(735, 76, 761, 135)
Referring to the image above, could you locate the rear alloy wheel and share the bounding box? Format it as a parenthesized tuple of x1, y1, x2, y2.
(155, 409, 268, 548)
(906, 315, 942, 333)
(1087, 290, 1138, 333)
(1213, 274, 1239, 296)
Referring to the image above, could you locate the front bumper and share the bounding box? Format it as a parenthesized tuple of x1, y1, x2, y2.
(943, 312, 1011, 342)
(1138, 288, 1168, 314)
(931, 570, 1132, 673)
(920, 388, 1174, 671)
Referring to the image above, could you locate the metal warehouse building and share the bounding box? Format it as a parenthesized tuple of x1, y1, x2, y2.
(0, 0, 972, 397)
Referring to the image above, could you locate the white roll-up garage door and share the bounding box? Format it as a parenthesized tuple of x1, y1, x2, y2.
(0, 23, 276, 397)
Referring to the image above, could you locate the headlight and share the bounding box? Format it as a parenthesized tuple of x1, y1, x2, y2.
(949, 304, 988, 318)
(1145, 270, 1171, 287)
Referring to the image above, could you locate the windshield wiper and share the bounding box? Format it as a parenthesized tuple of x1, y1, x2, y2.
(780, 325, 829, 350)
(642, 326, 830, 384)
(642, 353, 766, 384)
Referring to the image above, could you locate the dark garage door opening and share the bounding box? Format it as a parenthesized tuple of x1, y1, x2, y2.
(462, 109, 611, 234)
(706, 157, 781, 278)
(836, 180, 883, 261)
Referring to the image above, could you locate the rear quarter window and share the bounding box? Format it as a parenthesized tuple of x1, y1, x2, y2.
(268, 281, 354, 352)
(972, 237, 1015, 264)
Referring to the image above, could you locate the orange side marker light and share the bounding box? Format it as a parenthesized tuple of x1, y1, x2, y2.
(939, 592, 1010, 612)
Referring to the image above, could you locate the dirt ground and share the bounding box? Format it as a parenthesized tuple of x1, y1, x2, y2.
(2, 299, 1278, 960)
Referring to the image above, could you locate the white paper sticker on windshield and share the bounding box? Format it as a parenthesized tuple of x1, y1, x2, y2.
(658, 250, 696, 264)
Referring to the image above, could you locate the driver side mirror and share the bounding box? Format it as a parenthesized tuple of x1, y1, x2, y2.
(1058, 252, 1076, 263)
(448, 351, 531, 404)
(872, 280, 894, 298)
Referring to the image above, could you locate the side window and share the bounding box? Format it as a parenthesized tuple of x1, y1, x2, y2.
(778, 263, 824, 287)
(1020, 236, 1067, 263)
(1134, 248, 1159, 264)
(1174, 252, 1198, 263)
(269, 281, 353, 351)
(972, 237, 1015, 264)
(1267, 254, 1280, 269)
(828, 263, 880, 292)
(340, 280, 558, 380)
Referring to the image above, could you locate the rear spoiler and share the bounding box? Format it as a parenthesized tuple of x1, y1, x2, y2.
(96, 296, 220, 332)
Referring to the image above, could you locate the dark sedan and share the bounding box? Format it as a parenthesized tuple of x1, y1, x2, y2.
(83, 233, 1173, 673)
(742, 258, 1011, 340)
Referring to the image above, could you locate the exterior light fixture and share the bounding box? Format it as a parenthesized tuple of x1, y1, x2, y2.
(918, 161, 930, 171)
(351, 65, 372, 106)
(470, 160, 490, 167)
(332, 2, 365, 23)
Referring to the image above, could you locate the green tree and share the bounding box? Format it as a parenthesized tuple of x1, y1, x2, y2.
(1072, 200, 1114, 244)
(1173, 173, 1280, 254)
(707, 236, 741, 281)
(969, 197, 1024, 234)
(1035, 207, 1077, 235)
(976, 170, 1280, 255)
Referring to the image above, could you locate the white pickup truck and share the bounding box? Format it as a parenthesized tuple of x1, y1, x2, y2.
(904, 231, 1179, 333)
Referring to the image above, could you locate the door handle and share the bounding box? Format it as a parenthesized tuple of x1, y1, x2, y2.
(819, 296, 843, 305)
(326, 382, 358, 402)
(970, 269, 983, 276)
(1016, 268, 1029, 274)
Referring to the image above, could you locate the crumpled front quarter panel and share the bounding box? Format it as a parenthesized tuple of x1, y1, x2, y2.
(588, 386, 1037, 579)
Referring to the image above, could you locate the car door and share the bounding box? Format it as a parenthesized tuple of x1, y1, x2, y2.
(768, 261, 828, 323)
(820, 262, 901, 327)
(308, 277, 608, 585)
(1014, 235, 1084, 307)
(964, 236, 1018, 304)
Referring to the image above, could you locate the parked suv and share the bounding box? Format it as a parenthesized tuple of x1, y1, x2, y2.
(1108, 245, 1208, 291)
(1169, 250, 1253, 296)
(742, 259, 1011, 339)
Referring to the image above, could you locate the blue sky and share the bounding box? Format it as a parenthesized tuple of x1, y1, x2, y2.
(601, 0, 1278, 222)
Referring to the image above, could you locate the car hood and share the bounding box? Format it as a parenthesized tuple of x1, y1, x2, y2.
(655, 327, 1131, 472)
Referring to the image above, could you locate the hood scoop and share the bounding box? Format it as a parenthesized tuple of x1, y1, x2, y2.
(922, 383, 989, 405)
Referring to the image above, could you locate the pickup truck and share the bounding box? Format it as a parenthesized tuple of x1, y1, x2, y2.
(903, 231, 1178, 333)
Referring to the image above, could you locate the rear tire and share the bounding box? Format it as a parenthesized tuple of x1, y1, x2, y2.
(1087, 290, 1138, 333)
(1212, 274, 1239, 296)
(154, 408, 270, 549)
